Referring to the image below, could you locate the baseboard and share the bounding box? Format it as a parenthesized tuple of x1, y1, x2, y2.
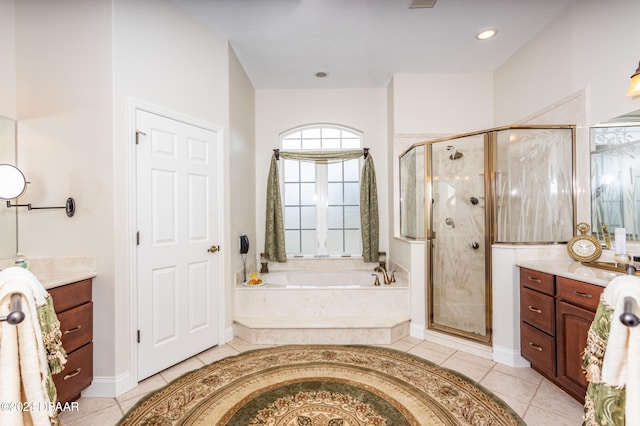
(224, 325, 234, 343)
(409, 322, 425, 339)
(81, 371, 137, 398)
(492, 345, 531, 368)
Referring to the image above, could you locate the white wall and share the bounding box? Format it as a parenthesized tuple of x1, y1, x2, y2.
(495, 0, 640, 127)
(228, 46, 256, 323)
(0, 0, 16, 119)
(254, 89, 389, 256)
(112, 0, 231, 394)
(14, 0, 115, 380)
(392, 73, 494, 135)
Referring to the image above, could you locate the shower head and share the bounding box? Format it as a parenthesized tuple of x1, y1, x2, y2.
(447, 145, 463, 160)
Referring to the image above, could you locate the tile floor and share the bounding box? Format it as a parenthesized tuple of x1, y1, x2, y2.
(58, 337, 585, 425)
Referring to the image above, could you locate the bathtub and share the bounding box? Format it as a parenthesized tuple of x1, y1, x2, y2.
(255, 270, 394, 288)
(234, 268, 411, 344)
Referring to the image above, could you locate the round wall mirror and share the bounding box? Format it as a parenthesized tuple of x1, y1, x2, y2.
(0, 164, 27, 200)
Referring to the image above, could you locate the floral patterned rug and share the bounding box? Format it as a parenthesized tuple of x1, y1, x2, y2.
(117, 345, 525, 425)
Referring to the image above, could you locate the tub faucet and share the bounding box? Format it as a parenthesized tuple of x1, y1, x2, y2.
(374, 266, 391, 284)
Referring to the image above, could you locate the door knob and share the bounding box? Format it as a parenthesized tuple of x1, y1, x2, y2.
(207, 245, 220, 253)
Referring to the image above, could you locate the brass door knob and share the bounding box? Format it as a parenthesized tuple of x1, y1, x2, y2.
(208, 245, 220, 253)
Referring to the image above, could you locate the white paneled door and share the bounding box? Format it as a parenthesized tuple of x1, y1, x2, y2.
(135, 109, 221, 380)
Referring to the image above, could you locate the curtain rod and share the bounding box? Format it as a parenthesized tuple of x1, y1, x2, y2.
(273, 148, 369, 160)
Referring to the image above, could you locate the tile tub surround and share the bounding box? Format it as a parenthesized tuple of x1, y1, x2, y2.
(234, 260, 411, 345)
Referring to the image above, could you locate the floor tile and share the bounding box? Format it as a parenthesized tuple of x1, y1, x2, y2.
(66, 337, 586, 426)
(479, 369, 539, 403)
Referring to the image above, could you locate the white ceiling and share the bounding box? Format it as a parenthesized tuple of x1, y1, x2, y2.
(171, 0, 573, 90)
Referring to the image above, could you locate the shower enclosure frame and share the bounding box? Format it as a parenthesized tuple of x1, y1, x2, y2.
(400, 124, 576, 345)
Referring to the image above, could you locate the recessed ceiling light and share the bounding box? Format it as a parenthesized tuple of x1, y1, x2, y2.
(475, 28, 498, 40)
(315, 71, 329, 78)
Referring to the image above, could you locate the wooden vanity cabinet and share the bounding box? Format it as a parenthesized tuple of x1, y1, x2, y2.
(48, 279, 93, 404)
(519, 268, 603, 403)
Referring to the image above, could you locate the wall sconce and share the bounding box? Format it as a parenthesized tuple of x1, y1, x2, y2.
(0, 164, 75, 217)
(627, 61, 640, 97)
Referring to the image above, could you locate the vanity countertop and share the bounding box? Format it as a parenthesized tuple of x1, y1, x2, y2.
(516, 259, 624, 287)
(37, 271, 97, 290)
(0, 256, 98, 290)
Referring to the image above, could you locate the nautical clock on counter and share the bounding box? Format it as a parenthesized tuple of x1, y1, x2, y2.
(567, 222, 602, 262)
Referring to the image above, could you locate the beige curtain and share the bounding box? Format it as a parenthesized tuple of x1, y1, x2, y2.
(264, 154, 287, 262)
(360, 154, 379, 262)
(264, 149, 379, 262)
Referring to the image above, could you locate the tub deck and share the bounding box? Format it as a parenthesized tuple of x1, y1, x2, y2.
(233, 275, 411, 345)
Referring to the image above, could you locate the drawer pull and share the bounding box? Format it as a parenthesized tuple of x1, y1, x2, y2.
(527, 276, 542, 283)
(573, 291, 593, 299)
(528, 306, 542, 314)
(529, 342, 543, 352)
(64, 325, 82, 335)
(63, 368, 82, 380)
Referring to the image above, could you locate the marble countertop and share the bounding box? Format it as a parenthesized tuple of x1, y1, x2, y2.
(516, 259, 624, 287)
(1, 256, 97, 290)
(37, 271, 97, 290)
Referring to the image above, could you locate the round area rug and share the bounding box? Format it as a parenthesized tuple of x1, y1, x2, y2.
(118, 345, 525, 425)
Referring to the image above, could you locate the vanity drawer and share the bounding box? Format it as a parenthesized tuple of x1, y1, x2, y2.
(48, 279, 92, 312)
(520, 286, 555, 335)
(556, 277, 603, 312)
(52, 342, 93, 404)
(57, 302, 93, 353)
(520, 268, 555, 296)
(521, 322, 556, 377)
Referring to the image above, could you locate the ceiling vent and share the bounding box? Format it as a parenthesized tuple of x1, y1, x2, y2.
(409, 0, 437, 8)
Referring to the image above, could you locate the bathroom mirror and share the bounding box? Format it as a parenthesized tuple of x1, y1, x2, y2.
(0, 115, 17, 259)
(399, 144, 425, 239)
(590, 109, 640, 247)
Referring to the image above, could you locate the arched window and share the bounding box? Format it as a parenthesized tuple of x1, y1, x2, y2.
(280, 125, 363, 256)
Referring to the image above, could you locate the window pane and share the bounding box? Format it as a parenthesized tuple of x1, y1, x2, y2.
(285, 206, 300, 228)
(342, 139, 360, 149)
(341, 130, 358, 138)
(302, 128, 321, 138)
(284, 183, 300, 205)
(300, 206, 316, 228)
(344, 183, 359, 204)
(327, 230, 343, 253)
(328, 206, 343, 228)
(284, 131, 302, 140)
(322, 128, 341, 138)
(328, 183, 343, 204)
(282, 139, 301, 149)
(344, 206, 360, 228)
(285, 230, 300, 253)
(301, 230, 316, 252)
(302, 138, 321, 149)
(300, 182, 316, 204)
(343, 159, 359, 181)
(300, 162, 315, 181)
(322, 139, 340, 149)
(345, 230, 361, 253)
(283, 160, 299, 181)
(327, 162, 343, 181)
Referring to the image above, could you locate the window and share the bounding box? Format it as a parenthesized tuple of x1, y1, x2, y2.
(281, 125, 363, 256)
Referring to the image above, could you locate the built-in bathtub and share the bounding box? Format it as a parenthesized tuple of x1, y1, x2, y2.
(233, 267, 410, 345)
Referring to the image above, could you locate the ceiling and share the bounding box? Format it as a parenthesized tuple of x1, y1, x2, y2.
(170, 0, 573, 90)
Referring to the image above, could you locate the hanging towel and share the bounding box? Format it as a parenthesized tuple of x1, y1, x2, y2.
(0, 267, 66, 426)
(601, 274, 640, 421)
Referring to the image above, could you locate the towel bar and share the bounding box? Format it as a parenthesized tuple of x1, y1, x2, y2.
(0, 294, 25, 325)
(620, 297, 640, 327)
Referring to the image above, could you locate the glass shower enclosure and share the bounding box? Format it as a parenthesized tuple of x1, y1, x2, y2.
(400, 125, 575, 344)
